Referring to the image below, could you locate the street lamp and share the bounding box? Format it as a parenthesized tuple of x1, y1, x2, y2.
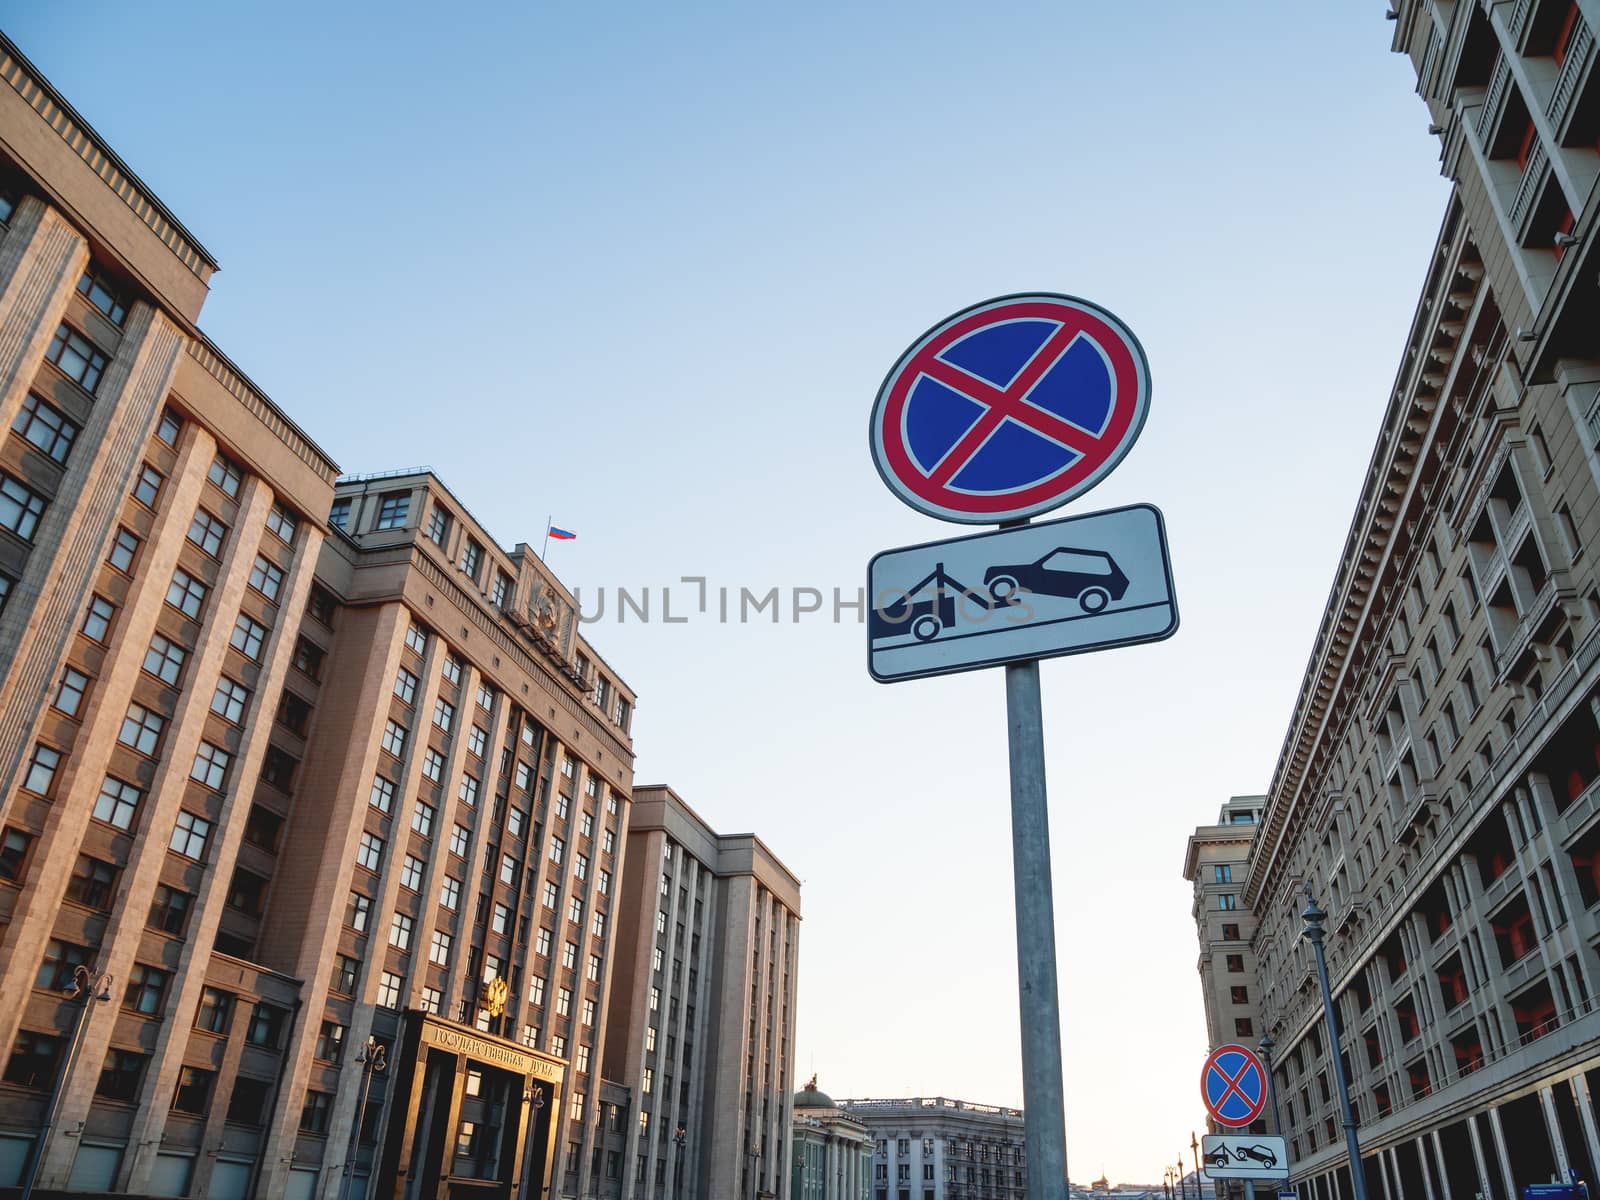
(1163, 1165, 1175, 1200)
(747, 1140, 762, 1200)
(1190, 1133, 1202, 1200)
(1178, 1157, 1186, 1200)
(20, 964, 113, 1200)
(674, 1124, 687, 1195)
(1258, 1034, 1285, 1136)
(1303, 889, 1369, 1200)
(337, 1037, 387, 1200)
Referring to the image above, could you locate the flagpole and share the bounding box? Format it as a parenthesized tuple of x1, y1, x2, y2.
(539, 515, 551, 561)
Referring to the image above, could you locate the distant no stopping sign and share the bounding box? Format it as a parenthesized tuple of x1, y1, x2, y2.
(1201, 1044, 1268, 1128)
(868, 293, 1150, 524)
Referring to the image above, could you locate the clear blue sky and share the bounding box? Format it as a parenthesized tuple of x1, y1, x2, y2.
(5, 1, 1449, 1180)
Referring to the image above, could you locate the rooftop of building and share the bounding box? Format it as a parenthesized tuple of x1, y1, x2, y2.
(834, 1096, 1024, 1120)
(632, 783, 803, 906)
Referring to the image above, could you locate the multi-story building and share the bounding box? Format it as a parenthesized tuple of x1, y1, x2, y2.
(837, 1097, 1027, 1200)
(791, 1077, 872, 1200)
(602, 784, 802, 1200)
(0, 32, 648, 1200)
(1240, 5, 1600, 1200)
(1181, 797, 1267, 1068)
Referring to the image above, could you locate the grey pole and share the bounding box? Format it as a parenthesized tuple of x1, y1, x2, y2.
(1005, 658, 1069, 1200)
(1258, 1035, 1284, 1137)
(20, 967, 111, 1200)
(1302, 891, 1369, 1200)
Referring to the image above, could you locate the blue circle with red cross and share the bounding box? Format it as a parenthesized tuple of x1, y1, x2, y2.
(868, 293, 1150, 524)
(1201, 1044, 1267, 1128)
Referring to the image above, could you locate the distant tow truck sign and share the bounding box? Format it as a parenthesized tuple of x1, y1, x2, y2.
(866, 504, 1176, 683)
(1201, 1134, 1289, 1182)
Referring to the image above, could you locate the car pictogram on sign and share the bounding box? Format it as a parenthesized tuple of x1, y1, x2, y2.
(984, 547, 1129, 613)
(1232, 1146, 1277, 1168)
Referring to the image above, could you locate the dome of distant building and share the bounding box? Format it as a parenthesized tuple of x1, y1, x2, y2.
(794, 1074, 834, 1108)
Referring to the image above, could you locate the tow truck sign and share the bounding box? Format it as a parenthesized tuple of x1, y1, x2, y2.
(866, 503, 1177, 683)
(1200, 1134, 1289, 1182)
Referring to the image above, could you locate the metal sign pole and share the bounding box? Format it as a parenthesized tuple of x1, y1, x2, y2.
(1005, 657, 1069, 1199)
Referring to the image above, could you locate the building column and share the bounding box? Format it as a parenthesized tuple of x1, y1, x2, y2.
(1468, 1118, 1495, 1200)
(1486, 1108, 1517, 1200)
(1416, 1135, 1437, 1200)
(1541, 1085, 1575, 1179)
(1428, 1130, 1452, 1200)
(1572, 1074, 1600, 1182)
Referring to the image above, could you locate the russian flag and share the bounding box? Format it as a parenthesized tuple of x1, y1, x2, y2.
(549, 527, 577, 541)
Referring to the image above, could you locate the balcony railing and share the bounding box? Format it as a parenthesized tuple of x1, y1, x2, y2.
(1510, 142, 1549, 234)
(1549, 20, 1595, 133)
(1479, 54, 1512, 144)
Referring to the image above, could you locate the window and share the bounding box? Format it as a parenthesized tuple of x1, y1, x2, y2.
(203, 680, 249, 729)
(65, 854, 117, 911)
(0, 827, 33, 883)
(5, 1030, 63, 1089)
(148, 884, 191, 936)
(172, 1066, 215, 1115)
(393, 668, 420, 706)
(377, 971, 403, 1008)
(433, 697, 454, 732)
(165, 569, 207, 619)
(1235, 1017, 1254, 1038)
(515, 761, 532, 791)
(306, 585, 335, 626)
(299, 1089, 332, 1133)
(1231, 985, 1250, 1004)
(1222, 923, 1240, 941)
(132, 463, 164, 508)
(389, 912, 414, 952)
(315, 1020, 346, 1063)
(543, 881, 559, 909)
(492, 572, 511, 607)
(1217, 893, 1237, 911)
(208, 455, 242, 497)
(248, 556, 284, 602)
(467, 725, 487, 756)
(459, 774, 479, 807)
(183, 512, 228, 562)
(191, 987, 233, 1036)
(422, 748, 444, 782)
(0, 474, 46, 540)
(357, 831, 384, 871)
(124, 963, 169, 1014)
(405, 623, 428, 654)
(346, 891, 372, 933)
(331, 954, 359, 995)
(440, 875, 461, 910)
(556, 987, 572, 1017)
(107, 526, 140, 573)
(329, 497, 351, 530)
(93, 776, 142, 829)
(429, 929, 452, 966)
(375, 491, 410, 530)
(501, 854, 519, 885)
(603, 829, 615, 855)
(460, 538, 483, 579)
(36, 938, 91, 990)
(592, 911, 606, 939)
(77, 266, 127, 324)
(441, 655, 462, 686)
(1226, 953, 1245, 973)
(581, 998, 595, 1027)
(476, 683, 494, 710)
(53, 667, 88, 717)
(420, 987, 442, 1015)
(588, 954, 602, 983)
(381, 720, 407, 757)
(1214, 864, 1232, 883)
(450, 825, 470, 857)
(492, 902, 511, 934)
(536, 928, 553, 957)
(412, 800, 435, 838)
(567, 896, 583, 923)
(598, 868, 611, 895)
(13, 393, 78, 462)
(550, 837, 565, 865)
(248, 1002, 288, 1049)
(426, 505, 449, 545)
(190, 742, 230, 790)
(169, 810, 211, 859)
(82, 594, 115, 642)
(265, 502, 298, 544)
(507, 807, 525, 839)
(45, 324, 107, 392)
(230, 614, 267, 661)
(401, 854, 425, 891)
(143, 633, 185, 684)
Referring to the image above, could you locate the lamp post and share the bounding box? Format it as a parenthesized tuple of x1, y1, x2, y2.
(1190, 1133, 1202, 1200)
(1258, 1034, 1285, 1137)
(1163, 1166, 1175, 1200)
(674, 1124, 687, 1196)
(1178, 1157, 1187, 1200)
(337, 1037, 387, 1200)
(1303, 889, 1369, 1200)
(748, 1140, 761, 1200)
(20, 964, 113, 1200)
